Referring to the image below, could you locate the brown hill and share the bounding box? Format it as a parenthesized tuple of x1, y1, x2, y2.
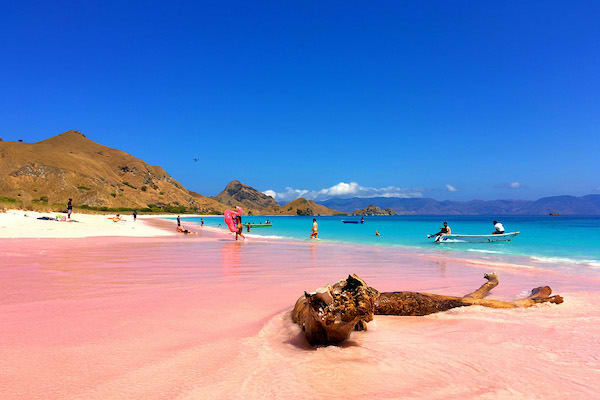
(211, 181, 343, 215)
(278, 198, 343, 216)
(0, 130, 226, 213)
(213, 180, 280, 214)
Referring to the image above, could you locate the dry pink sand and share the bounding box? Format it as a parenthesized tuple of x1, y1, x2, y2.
(1, 230, 599, 399)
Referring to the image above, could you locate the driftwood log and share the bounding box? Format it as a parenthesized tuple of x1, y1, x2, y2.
(292, 273, 563, 346)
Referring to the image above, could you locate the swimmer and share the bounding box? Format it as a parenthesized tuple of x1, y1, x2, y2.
(375, 230, 381, 237)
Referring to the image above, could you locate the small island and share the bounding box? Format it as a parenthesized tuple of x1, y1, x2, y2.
(352, 205, 397, 216)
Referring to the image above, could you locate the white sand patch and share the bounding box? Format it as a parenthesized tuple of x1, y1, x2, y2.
(0, 209, 175, 238)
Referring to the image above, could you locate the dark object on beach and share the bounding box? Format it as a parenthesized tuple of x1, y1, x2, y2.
(37, 216, 57, 221)
(292, 275, 378, 345)
(292, 273, 563, 346)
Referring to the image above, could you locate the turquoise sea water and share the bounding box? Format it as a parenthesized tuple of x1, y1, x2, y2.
(184, 215, 600, 267)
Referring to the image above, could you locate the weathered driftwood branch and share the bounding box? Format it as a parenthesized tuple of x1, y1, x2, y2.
(291, 274, 379, 346)
(292, 273, 563, 346)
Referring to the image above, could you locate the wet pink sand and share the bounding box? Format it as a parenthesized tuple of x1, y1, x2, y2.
(1, 231, 599, 399)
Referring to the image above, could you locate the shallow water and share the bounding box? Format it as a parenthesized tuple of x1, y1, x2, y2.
(1, 232, 599, 399)
(190, 215, 600, 270)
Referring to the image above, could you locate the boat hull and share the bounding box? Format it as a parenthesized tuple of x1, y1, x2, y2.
(436, 232, 520, 243)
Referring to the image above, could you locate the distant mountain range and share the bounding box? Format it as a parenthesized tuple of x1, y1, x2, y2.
(319, 195, 600, 215)
(2, 131, 598, 216)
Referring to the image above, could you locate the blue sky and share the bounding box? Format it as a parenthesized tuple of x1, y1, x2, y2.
(2, 1, 599, 201)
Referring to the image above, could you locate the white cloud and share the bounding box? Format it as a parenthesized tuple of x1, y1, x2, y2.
(263, 190, 277, 198)
(445, 184, 458, 192)
(509, 182, 521, 188)
(263, 181, 422, 203)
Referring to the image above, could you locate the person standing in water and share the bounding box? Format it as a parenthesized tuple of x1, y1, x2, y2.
(67, 198, 73, 219)
(133, 210, 137, 222)
(200, 218, 204, 227)
(310, 218, 319, 239)
(235, 216, 245, 240)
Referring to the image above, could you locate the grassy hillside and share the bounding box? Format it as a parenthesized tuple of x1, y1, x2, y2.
(0, 131, 226, 214)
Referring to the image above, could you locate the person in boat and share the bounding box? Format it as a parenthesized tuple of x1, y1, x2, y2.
(493, 220, 505, 235)
(431, 221, 451, 238)
(310, 218, 319, 239)
(235, 216, 246, 241)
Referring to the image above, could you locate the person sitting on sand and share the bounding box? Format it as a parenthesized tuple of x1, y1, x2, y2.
(177, 225, 197, 235)
(108, 214, 121, 223)
(492, 220, 505, 234)
(235, 216, 245, 241)
(310, 218, 318, 239)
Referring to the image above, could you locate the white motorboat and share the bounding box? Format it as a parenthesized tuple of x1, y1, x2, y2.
(429, 232, 520, 243)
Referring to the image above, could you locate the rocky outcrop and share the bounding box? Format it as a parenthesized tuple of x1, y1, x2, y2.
(352, 205, 396, 216)
(213, 180, 280, 212)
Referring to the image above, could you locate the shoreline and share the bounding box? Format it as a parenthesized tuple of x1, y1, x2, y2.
(2, 208, 598, 278)
(179, 216, 600, 278)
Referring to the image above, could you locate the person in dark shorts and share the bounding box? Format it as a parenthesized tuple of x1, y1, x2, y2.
(133, 210, 137, 222)
(67, 198, 73, 219)
(177, 215, 181, 227)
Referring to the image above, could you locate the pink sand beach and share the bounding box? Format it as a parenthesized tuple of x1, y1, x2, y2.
(2, 226, 599, 399)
